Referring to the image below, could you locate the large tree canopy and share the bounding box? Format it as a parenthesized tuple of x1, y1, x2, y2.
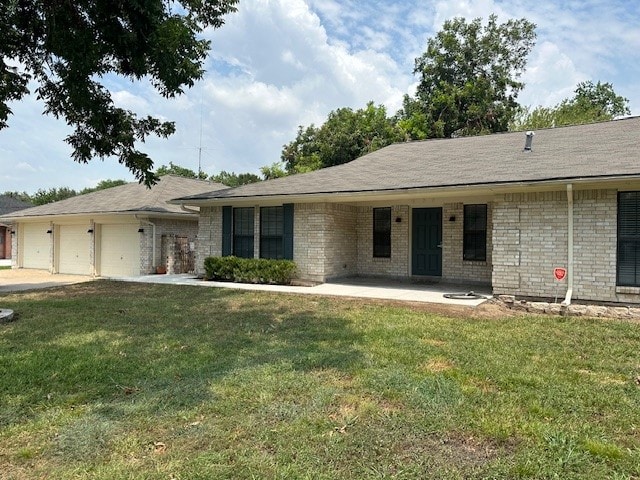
(404, 14, 536, 139)
(2, 178, 127, 205)
(511, 81, 631, 130)
(1, 0, 238, 186)
(156, 161, 207, 179)
(210, 170, 261, 187)
(281, 102, 404, 174)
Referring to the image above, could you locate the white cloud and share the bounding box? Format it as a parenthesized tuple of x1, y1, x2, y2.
(433, 0, 509, 27)
(15, 162, 37, 172)
(111, 90, 150, 112)
(519, 41, 586, 108)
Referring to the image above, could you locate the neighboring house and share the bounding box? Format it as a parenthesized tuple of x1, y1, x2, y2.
(0, 175, 226, 276)
(173, 117, 640, 304)
(0, 195, 32, 260)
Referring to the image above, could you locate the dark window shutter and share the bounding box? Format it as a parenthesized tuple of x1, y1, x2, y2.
(617, 192, 640, 286)
(222, 206, 232, 257)
(283, 203, 294, 260)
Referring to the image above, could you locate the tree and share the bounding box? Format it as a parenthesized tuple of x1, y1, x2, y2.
(210, 171, 261, 187)
(2, 179, 129, 205)
(1, 191, 32, 204)
(260, 162, 288, 180)
(1, 0, 238, 186)
(511, 81, 630, 130)
(281, 102, 404, 174)
(79, 179, 128, 195)
(395, 95, 431, 140)
(156, 162, 207, 179)
(404, 15, 536, 139)
(30, 187, 79, 206)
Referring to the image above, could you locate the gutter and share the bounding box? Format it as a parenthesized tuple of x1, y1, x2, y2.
(135, 215, 157, 268)
(180, 205, 200, 214)
(561, 184, 574, 306)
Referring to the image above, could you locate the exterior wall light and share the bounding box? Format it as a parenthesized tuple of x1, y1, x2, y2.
(46, 229, 52, 234)
(87, 228, 94, 233)
(449, 216, 456, 222)
(138, 228, 145, 233)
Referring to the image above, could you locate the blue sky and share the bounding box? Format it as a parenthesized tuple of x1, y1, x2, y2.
(1, 0, 639, 193)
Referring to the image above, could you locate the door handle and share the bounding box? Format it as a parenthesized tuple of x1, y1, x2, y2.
(437, 244, 442, 248)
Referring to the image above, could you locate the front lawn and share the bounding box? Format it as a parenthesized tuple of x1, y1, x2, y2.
(0, 281, 638, 479)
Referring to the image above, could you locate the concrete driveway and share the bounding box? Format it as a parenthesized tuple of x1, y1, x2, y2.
(0, 269, 94, 293)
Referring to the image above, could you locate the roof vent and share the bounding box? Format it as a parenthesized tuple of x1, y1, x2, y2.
(524, 131, 535, 151)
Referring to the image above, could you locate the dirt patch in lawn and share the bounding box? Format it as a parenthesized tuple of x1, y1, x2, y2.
(394, 431, 515, 474)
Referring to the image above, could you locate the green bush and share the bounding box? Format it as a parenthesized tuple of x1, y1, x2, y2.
(204, 256, 297, 285)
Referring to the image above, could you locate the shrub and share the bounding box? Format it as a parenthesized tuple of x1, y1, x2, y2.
(204, 256, 297, 285)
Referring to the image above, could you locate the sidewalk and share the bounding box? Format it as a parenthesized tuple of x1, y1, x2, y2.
(0, 267, 492, 306)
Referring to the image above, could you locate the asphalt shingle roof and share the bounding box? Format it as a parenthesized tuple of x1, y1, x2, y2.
(176, 117, 640, 202)
(2, 175, 227, 219)
(0, 195, 32, 216)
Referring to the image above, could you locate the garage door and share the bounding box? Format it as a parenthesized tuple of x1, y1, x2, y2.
(99, 224, 140, 277)
(22, 223, 50, 269)
(58, 225, 91, 275)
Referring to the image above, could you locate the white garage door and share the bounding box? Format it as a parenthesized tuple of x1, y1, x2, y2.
(99, 224, 140, 277)
(58, 225, 91, 275)
(22, 223, 50, 269)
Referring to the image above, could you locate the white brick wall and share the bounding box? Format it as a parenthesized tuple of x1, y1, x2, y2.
(293, 203, 358, 281)
(197, 202, 496, 284)
(492, 189, 626, 303)
(195, 206, 222, 277)
(187, 188, 640, 303)
(442, 203, 493, 284)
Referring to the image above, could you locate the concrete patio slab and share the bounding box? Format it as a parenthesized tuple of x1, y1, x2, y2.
(119, 274, 492, 306)
(0, 267, 492, 307)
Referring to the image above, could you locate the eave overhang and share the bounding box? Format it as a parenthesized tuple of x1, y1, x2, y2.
(169, 174, 640, 208)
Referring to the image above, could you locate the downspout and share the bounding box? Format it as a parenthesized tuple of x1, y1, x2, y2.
(561, 184, 574, 306)
(135, 216, 157, 269)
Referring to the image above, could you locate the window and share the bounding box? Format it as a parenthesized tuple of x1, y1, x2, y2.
(260, 206, 284, 259)
(617, 192, 640, 286)
(233, 207, 254, 258)
(463, 204, 487, 261)
(373, 207, 391, 258)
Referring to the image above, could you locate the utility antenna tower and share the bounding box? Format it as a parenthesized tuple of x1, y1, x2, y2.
(197, 97, 204, 177)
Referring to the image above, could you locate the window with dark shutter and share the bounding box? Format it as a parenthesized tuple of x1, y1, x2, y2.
(233, 207, 254, 258)
(222, 206, 232, 256)
(283, 203, 294, 260)
(373, 207, 391, 258)
(617, 192, 640, 286)
(260, 206, 284, 259)
(463, 204, 487, 261)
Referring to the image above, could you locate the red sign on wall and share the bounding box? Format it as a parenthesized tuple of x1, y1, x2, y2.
(554, 267, 567, 282)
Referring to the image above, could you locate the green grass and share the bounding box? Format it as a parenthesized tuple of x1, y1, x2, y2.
(0, 266, 10, 270)
(1, 281, 639, 479)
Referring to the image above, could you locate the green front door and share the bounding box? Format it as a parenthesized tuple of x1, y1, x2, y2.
(412, 207, 442, 276)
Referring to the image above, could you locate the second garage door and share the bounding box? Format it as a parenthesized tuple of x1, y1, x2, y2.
(99, 224, 140, 277)
(58, 225, 91, 275)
